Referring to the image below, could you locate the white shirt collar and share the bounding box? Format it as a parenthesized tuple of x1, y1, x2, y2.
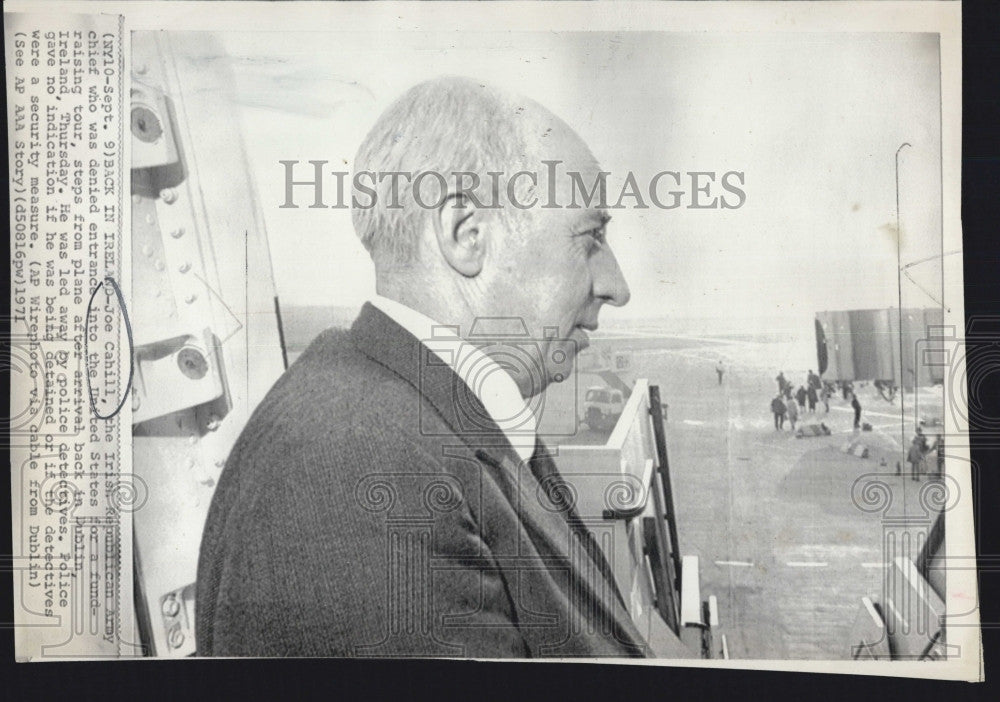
(369, 295, 538, 462)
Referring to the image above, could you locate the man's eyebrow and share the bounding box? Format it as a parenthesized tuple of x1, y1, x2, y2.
(573, 210, 612, 234)
(590, 211, 612, 229)
(578, 210, 610, 225)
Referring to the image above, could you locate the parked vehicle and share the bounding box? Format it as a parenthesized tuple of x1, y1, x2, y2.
(582, 385, 625, 431)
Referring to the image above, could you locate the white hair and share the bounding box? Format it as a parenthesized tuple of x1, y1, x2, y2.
(351, 76, 540, 264)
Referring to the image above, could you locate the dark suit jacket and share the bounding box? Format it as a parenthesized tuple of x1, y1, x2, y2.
(196, 303, 653, 657)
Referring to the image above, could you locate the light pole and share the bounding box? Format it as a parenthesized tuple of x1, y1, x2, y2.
(896, 142, 911, 457)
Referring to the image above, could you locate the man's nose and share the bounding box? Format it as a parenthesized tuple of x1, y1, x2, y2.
(593, 247, 631, 307)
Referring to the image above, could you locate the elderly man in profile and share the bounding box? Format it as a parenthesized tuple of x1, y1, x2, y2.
(197, 76, 668, 658)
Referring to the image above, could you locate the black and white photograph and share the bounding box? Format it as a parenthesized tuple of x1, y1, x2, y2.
(6, 0, 979, 679)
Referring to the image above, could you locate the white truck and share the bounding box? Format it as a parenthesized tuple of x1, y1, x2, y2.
(582, 385, 626, 431)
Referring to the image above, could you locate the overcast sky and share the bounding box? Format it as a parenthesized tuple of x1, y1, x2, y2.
(213, 30, 942, 334)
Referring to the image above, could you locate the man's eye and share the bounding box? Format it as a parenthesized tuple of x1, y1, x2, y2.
(583, 228, 606, 244)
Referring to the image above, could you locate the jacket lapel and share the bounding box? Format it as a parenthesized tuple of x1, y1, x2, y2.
(473, 446, 647, 654)
(350, 303, 647, 653)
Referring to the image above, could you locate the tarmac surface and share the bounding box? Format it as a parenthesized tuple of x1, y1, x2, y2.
(549, 331, 945, 660)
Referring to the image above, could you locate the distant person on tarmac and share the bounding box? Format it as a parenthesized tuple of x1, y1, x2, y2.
(795, 385, 807, 410)
(785, 395, 799, 431)
(776, 371, 787, 395)
(807, 370, 821, 392)
(821, 385, 831, 413)
(771, 394, 787, 430)
(907, 428, 930, 481)
(850, 392, 862, 430)
(807, 385, 818, 413)
(716, 360, 725, 385)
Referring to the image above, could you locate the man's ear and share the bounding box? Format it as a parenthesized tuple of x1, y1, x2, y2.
(433, 193, 487, 277)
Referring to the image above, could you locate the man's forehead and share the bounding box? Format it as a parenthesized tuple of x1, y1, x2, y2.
(579, 208, 611, 226)
(515, 102, 609, 224)
(537, 137, 604, 192)
(537, 131, 599, 171)
(523, 106, 596, 162)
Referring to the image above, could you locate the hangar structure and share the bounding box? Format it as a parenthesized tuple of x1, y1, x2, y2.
(815, 307, 947, 390)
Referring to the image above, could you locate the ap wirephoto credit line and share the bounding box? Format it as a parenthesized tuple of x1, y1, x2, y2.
(4, 0, 978, 680)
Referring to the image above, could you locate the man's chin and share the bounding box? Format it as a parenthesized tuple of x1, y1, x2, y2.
(569, 325, 590, 352)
